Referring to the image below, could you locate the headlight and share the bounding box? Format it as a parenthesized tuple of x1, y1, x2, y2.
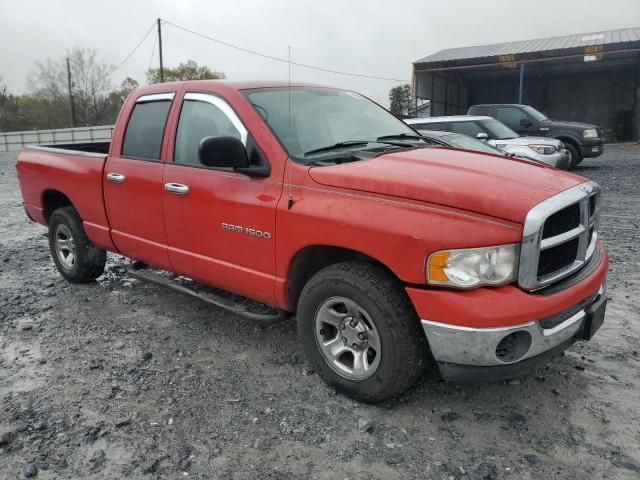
(427, 244, 519, 288)
(583, 128, 598, 138)
(528, 144, 556, 155)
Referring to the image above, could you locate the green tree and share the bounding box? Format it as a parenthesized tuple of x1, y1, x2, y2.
(388, 83, 414, 116)
(146, 60, 225, 84)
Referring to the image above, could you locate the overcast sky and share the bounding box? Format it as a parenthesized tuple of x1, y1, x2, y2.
(1, 0, 639, 106)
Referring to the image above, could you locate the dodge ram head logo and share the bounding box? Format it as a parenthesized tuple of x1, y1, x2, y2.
(221, 223, 272, 239)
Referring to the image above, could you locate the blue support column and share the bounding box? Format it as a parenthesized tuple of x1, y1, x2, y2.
(518, 62, 525, 104)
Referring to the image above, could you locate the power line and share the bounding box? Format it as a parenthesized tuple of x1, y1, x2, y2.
(109, 21, 156, 75)
(148, 28, 158, 72)
(162, 19, 408, 83)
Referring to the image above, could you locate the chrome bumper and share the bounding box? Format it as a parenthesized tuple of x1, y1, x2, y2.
(421, 284, 605, 369)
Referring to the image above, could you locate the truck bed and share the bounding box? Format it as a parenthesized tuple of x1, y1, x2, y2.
(29, 141, 111, 155)
(16, 141, 113, 252)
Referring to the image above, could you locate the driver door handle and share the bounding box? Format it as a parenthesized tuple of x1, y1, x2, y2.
(106, 172, 125, 184)
(164, 183, 190, 195)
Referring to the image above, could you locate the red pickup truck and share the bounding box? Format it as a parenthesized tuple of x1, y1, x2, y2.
(16, 81, 608, 402)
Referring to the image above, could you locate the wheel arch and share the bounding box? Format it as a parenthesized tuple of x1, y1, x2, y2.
(286, 245, 401, 310)
(42, 189, 76, 224)
(554, 135, 580, 149)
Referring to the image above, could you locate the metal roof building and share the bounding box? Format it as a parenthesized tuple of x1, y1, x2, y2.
(413, 27, 640, 141)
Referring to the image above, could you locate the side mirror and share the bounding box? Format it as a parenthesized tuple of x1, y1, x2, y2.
(198, 136, 249, 169)
(520, 118, 533, 128)
(476, 132, 489, 141)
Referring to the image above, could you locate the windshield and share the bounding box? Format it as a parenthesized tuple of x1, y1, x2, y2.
(443, 133, 505, 155)
(480, 118, 519, 140)
(522, 105, 548, 121)
(243, 87, 424, 163)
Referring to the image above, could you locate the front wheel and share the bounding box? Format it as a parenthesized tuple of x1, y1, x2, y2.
(48, 207, 106, 283)
(564, 143, 582, 169)
(297, 261, 427, 403)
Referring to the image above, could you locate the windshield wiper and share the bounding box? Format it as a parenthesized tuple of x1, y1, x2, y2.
(304, 140, 409, 156)
(304, 141, 370, 156)
(377, 133, 426, 142)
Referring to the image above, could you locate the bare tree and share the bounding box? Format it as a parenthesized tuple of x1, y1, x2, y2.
(27, 47, 115, 126)
(0, 76, 8, 129)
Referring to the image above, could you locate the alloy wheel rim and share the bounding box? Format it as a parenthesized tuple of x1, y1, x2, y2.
(314, 296, 381, 380)
(54, 224, 76, 269)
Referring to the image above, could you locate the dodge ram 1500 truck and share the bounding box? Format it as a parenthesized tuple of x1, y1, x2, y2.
(16, 81, 609, 402)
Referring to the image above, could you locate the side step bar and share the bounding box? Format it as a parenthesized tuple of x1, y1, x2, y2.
(127, 268, 291, 323)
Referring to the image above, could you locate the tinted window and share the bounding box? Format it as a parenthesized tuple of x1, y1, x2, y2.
(175, 99, 242, 166)
(444, 133, 505, 155)
(496, 107, 529, 129)
(450, 121, 485, 137)
(471, 106, 491, 116)
(480, 119, 519, 140)
(415, 122, 446, 131)
(122, 101, 172, 159)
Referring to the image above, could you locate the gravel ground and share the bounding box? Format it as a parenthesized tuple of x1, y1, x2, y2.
(1, 146, 639, 480)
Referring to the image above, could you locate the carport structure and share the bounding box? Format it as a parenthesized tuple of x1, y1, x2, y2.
(413, 27, 640, 141)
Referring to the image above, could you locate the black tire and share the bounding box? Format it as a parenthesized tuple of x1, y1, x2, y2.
(297, 261, 427, 403)
(564, 143, 581, 169)
(48, 207, 106, 283)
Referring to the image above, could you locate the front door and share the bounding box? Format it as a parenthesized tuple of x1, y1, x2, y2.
(162, 92, 282, 305)
(495, 106, 538, 136)
(104, 93, 175, 269)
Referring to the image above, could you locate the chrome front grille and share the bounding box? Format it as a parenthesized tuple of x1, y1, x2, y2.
(519, 181, 601, 291)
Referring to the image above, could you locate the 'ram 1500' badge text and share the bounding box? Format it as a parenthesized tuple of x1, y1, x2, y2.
(221, 223, 272, 239)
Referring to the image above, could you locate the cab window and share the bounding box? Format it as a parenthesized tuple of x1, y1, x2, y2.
(496, 107, 529, 129)
(122, 99, 172, 160)
(174, 94, 246, 166)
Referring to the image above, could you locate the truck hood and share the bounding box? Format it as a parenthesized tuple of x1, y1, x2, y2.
(542, 119, 599, 130)
(308, 147, 584, 224)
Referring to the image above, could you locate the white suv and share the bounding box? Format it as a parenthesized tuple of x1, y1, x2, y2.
(405, 116, 570, 170)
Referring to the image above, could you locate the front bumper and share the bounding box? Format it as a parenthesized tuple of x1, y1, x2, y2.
(421, 283, 606, 382)
(579, 139, 604, 158)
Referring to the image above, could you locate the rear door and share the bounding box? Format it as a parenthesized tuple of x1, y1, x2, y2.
(103, 93, 175, 269)
(161, 91, 281, 305)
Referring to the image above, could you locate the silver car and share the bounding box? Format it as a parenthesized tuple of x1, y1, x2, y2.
(405, 116, 570, 170)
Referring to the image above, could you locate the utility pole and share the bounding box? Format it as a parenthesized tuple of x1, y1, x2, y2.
(157, 18, 164, 82)
(66, 57, 76, 128)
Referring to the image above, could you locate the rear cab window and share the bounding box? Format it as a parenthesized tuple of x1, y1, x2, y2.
(122, 93, 174, 160)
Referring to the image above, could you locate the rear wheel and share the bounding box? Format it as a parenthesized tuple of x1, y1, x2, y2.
(48, 207, 106, 283)
(297, 261, 427, 403)
(564, 143, 582, 169)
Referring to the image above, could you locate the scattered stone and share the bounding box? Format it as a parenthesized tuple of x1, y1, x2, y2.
(357, 417, 373, 433)
(21, 324, 33, 331)
(524, 454, 541, 466)
(115, 417, 131, 428)
(551, 388, 561, 395)
(441, 411, 461, 422)
(385, 453, 404, 465)
(23, 463, 37, 477)
(469, 462, 497, 480)
(0, 430, 14, 446)
(301, 367, 314, 376)
(142, 352, 153, 361)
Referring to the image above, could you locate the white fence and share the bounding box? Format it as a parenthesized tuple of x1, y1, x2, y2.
(0, 125, 113, 152)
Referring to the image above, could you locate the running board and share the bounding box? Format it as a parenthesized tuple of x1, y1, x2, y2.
(127, 268, 291, 323)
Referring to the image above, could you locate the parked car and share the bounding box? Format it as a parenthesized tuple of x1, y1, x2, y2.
(412, 129, 511, 156)
(16, 81, 608, 403)
(467, 104, 604, 168)
(405, 116, 570, 170)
